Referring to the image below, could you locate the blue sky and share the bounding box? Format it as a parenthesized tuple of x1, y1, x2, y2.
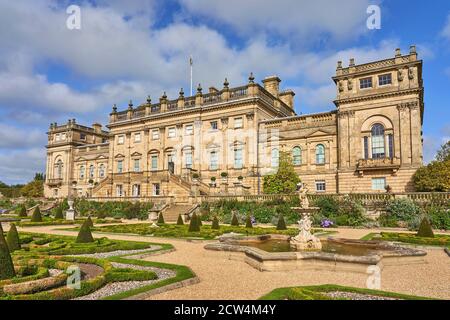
(0, 0, 449, 185)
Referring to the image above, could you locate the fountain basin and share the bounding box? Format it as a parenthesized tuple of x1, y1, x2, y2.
(204, 234, 427, 273)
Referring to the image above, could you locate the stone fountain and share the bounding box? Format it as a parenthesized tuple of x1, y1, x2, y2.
(290, 186, 322, 251)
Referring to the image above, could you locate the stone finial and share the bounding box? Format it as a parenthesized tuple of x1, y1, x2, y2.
(395, 48, 401, 57)
(410, 45, 416, 54)
(197, 83, 202, 94)
(248, 72, 255, 83)
(179, 88, 184, 98)
(49, 123, 54, 129)
(337, 61, 342, 69)
(128, 100, 133, 110)
(112, 104, 117, 113)
(223, 78, 229, 88)
(349, 58, 355, 67)
(162, 92, 167, 99)
(146, 95, 151, 104)
(72, 119, 76, 124)
(68, 119, 72, 125)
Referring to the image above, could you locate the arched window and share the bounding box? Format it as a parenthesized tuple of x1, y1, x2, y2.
(316, 144, 325, 164)
(292, 147, 302, 166)
(79, 166, 85, 179)
(210, 151, 218, 170)
(55, 160, 63, 179)
(99, 164, 105, 178)
(271, 148, 279, 168)
(371, 124, 385, 159)
(89, 165, 95, 178)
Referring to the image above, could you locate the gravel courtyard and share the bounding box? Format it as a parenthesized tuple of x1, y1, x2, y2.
(14, 224, 450, 300)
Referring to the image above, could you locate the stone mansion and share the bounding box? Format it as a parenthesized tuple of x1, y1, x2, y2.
(44, 46, 424, 202)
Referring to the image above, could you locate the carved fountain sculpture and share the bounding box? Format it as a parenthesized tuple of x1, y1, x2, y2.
(290, 185, 322, 251)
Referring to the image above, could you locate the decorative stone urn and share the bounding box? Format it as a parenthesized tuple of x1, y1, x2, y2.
(65, 198, 76, 221)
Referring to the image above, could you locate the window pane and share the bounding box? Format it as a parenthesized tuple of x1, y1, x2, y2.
(316, 145, 325, 164)
(234, 118, 243, 129)
(371, 124, 385, 158)
(210, 151, 218, 170)
(372, 178, 386, 191)
(151, 155, 158, 170)
(315, 181, 326, 192)
(152, 129, 159, 140)
(234, 148, 243, 168)
(364, 136, 369, 160)
(378, 73, 392, 86)
(210, 121, 218, 130)
(134, 159, 140, 172)
(388, 134, 394, 159)
(293, 147, 301, 165)
(185, 152, 193, 168)
(360, 77, 373, 89)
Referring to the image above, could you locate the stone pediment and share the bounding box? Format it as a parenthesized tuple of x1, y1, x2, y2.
(114, 153, 125, 158)
(74, 157, 87, 162)
(306, 129, 334, 137)
(95, 155, 108, 160)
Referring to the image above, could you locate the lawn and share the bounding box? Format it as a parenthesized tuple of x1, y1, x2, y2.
(17, 217, 122, 227)
(259, 284, 432, 300)
(362, 232, 450, 247)
(0, 232, 195, 300)
(74, 223, 328, 240)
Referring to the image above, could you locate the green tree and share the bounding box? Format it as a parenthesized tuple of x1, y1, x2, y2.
(263, 151, 301, 194)
(20, 180, 44, 197)
(413, 160, 450, 192)
(436, 140, 450, 162)
(230, 212, 239, 226)
(276, 214, 287, 230)
(212, 216, 220, 230)
(76, 220, 94, 243)
(157, 212, 165, 224)
(245, 215, 253, 228)
(0, 223, 15, 280)
(54, 206, 64, 220)
(177, 214, 184, 225)
(86, 216, 94, 228)
(417, 217, 434, 238)
(17, 205, 27, 218)
(31, 207, 43, 222)
(188, 212, 200, 232)
(6, 223, 20, 252)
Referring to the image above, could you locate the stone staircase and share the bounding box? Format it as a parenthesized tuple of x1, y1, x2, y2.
(91, 176, 111, 196)
(161, 204, 198, 222)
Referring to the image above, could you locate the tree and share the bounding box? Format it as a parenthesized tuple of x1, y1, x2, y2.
(436, 140, 450, 162)
(188, 212, 200, 232)
(263, 151, 301, 194)
(20, 180, 44, 198)
(31, 207, 43, 222)
(54, 206, 64, 220)
(6, 223, 20, 252)
(177, 214, 184, 225)
(276, 214, 287, 230)
(86, 216, 94, 228)
(0, 223, 15, 280)
(417, 217, 434, 238)
(212, 216, 220, 230)
(413, 159, 450, 192)
(157, 212, 165, 224)
(17, 205, 27, 218)
(230, 212, 239, 226)
(76, 220, 94, 243)
(245, 215, 253, 228)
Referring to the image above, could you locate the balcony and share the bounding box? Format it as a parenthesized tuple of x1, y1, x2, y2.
(356, 157, 401, 176)
(47, 178, 63, 186)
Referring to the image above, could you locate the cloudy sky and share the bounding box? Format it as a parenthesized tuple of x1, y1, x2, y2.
(0, 0, 449, 185)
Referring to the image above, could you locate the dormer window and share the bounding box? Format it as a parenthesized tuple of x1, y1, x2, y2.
(378, 73, 392, 86)
(360, 77, 373, 89)
(80, 133, 86, 140)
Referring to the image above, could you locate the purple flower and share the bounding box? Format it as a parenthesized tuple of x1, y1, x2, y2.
(321, 219, 334, 228)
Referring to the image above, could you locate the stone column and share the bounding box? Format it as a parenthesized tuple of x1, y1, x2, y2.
(409, 102, 422, 165)
(397, 104, 411, 165)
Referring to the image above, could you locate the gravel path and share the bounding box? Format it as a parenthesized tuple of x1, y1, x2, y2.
(70, 247, 162, 259)
(18, 225, 450, 300)
(73, 262, 176, 300)
(324, 291, 399, 300)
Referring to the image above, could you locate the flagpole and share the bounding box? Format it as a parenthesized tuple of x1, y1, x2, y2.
(189, 56, 193, 96)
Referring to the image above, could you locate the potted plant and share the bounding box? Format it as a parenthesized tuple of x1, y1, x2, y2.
(192, 173, 199, 182)
(210, 177, 217, 187)
(237, 175, 244, 182)
(220, 172, 228, 181)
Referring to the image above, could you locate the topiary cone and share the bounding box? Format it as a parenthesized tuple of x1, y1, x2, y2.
(31, 207, 42, 222)
(245, 215, 253, 228)
(197, 214, 203, 226)
(276, 214, 287, 230)
(86, 215, 94, 228)
(17, 205, 27, 218)
(6, 223, 20, 252)
(76, 220, 94, 243)
(0, 223, 16, 280)
(231, 213, 239, 226)
(54, 206, 64, 220)
(417, 217, 434, 238)
(177, 214, 184, 225)
(188, 212, 200, 232)
(212, 216, 220, 230)
(157, 212, 165, 224)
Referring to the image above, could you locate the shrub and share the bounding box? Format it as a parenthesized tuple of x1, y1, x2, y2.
(192, 173, 199, 179)
(230, 212, 239, 226)
(17, 205, 27, 218)
(426, 205, 450, 230)
(177, 215, 184, 225)
(263, 151, 301, 194)
(54, 206, 64, 220)
(188, 212, 200, 232)
(276, 214, 287, 230)
(157, 212, 165, 224)
(245, 215, 253, 228)
(0, 223, 15, 280)
(212, 216, 220, 230)
(6, 223, 20, 252)
(31, 207, 43, 222)
(220, 172, 228, 178)
(417, 217, 434, 238)
(86, 216, 94, 228)
(76, 220, 94, 243)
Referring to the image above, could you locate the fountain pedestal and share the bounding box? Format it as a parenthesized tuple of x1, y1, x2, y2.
(290, 207, 322, 251)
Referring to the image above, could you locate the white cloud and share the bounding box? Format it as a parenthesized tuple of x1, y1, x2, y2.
(442, 14, 450, 40)
(0, 125, 46, 150)
(0, 148, 46, 184)
(179, 0, 375, 43)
